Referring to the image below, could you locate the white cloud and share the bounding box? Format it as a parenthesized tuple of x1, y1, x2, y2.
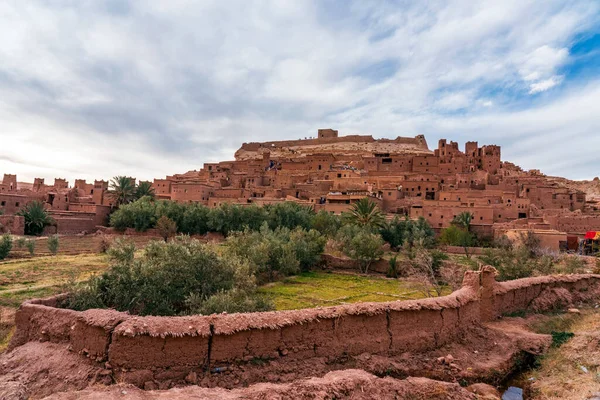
(0, 0, 599, 182)
(529, 76, 563, 93)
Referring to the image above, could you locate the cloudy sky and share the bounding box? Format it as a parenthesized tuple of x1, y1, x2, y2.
(1, 0, 599, 183)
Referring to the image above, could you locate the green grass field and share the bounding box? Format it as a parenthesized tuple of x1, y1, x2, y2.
(258, 271, 450, 310)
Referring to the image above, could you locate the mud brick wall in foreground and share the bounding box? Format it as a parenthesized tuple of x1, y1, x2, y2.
(8, 269, 600, 386)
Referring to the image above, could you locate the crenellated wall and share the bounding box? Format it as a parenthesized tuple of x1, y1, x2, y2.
(8, 270, 600, 387)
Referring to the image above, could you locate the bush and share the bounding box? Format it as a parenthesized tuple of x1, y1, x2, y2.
(98, 234, 111, 253)
(106, 238, 136, 263)
(560, 256, 586, 274)
(67, 237, 268, 316)
(187, 288, 273, 315)
(407, 247, 445, 297)
(387, 255, 399, 278)
(226, 224, 325, 282)
(156, 216, 177, 241)
(25, 239, 35, 256)
(0, 234, 12, 260)
(47, 235, 59, 255)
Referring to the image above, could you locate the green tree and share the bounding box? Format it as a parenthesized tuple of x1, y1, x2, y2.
(180, 203, 211, 235)
(108, 176, 136, 207)
(342, 198, 386, 229)
(311, 210, 342, 237)
(439, 225, 475, 258)
(338, 226, 384, 273)
(380, 216, 435, 249)
(380, 216, 411, 249)
(109, 196, 157, 231)
(135, 181, 155, 200)
(266, 202, 314, 231)
(17, 201, 55, 236)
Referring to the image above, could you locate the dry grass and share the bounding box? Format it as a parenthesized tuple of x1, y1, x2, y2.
(0, 254, 110, 353)
(525, 309, 600, 399)
(0, 253, 109, 303)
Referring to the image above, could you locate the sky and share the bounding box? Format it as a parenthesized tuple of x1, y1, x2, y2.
(0, 0, 599, 183)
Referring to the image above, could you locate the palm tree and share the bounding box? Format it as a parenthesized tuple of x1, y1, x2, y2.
(108, 176, 136, 207)
(343, 197, 386, 229)
(135, 181, 155, 200)
(452, 211, 473, 231)
(17, 201, 55, 236)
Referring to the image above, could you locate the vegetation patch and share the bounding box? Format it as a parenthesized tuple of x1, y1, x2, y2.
(0, 253, 110, 309)
(258, 271, 449, 310)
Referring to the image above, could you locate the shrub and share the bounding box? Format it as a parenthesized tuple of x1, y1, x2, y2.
(15, 237, 26, 249)
(68, 237, 267, 316)
(440, 263, 468, 291)
(0, 234, 12, 260)
(156, 216, 177, 241)
(408, 247, 445, 297)
(187, 288, 273, 315)
(47, 235, 59, 255)
(518, 230, 541, 258)
(226, 224, 325, 282)
(106, 238, 136, 263)
(98, 234, 111, 253)
(387, 255, 399, 278)
(560, 256, 586, 274)
(25, 239, 35, 256)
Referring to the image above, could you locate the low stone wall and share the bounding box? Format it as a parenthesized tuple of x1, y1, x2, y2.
(441, 246, 486, 256)
(321, 253, 391, 274)
(0, 215, 24, 235)
(8, 269, 600, 387)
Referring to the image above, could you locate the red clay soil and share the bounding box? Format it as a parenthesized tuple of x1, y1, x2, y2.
(41, 369, 479, 400)
(0, 342, 108, 400)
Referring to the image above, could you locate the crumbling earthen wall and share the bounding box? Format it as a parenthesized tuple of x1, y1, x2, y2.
(8, 271, 600, 387)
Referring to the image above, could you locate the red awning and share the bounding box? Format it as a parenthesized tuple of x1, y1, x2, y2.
(584, 231, 600, 240)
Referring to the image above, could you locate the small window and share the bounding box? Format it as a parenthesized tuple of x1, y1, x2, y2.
(1, 201, 5, 206)
(15, 202, 19, 207)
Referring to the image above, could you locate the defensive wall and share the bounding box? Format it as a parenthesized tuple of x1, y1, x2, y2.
(239, 135, 428, 153)
(8, 269, 600, 387)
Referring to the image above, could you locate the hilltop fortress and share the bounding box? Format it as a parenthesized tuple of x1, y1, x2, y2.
(1, 129, 599, 249)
